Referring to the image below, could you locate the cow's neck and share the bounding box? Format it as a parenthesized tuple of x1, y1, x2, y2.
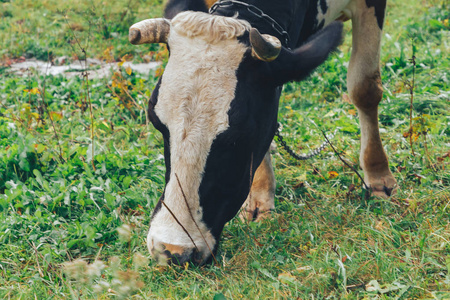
(210, 0, 319, 48)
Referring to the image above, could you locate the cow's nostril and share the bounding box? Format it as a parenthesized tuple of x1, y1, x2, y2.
(192, 248, 204, 264)
(157, 243, 197, 265)
(163, 251, 185, 265)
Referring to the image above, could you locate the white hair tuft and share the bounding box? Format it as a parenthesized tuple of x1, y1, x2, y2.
(171, 11, 251, 44)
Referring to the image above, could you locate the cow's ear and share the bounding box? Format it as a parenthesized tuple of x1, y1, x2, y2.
(270, 21, 343, 85)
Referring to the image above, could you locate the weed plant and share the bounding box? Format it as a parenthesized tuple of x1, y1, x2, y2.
(0, 0, 449, 298)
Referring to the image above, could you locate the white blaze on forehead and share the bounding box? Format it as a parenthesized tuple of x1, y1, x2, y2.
(148, 12, 250, 255)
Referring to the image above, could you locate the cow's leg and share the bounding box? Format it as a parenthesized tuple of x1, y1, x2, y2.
(240, 150, 275, 221)
(347, 0, 396, 197)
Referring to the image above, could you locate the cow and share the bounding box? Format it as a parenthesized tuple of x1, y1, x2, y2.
(128, 0, 397, 265)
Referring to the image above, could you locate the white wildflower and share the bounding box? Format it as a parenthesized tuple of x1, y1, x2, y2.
(63, 259, 88, 282)
(86, 260, 106, 277)
(133, 252, 149, 269)
(117, 224, 132, 242)
(111, 278, 122, 286)
(93, 280, 110, 294)
(110, 256, 121, 272)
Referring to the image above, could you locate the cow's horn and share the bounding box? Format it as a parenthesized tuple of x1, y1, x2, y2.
(129, 18, 170, 45)
(249, 28, 281, 62)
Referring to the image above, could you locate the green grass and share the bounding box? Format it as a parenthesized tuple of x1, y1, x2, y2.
(0, 0, 165, 60)
(0, 0, 449, 298)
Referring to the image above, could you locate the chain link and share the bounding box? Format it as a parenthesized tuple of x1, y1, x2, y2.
(209, 0, 291, 48)
(275, 123, 337, 161)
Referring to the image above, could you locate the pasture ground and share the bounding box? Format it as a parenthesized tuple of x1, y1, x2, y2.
(0, 0, 449, 298)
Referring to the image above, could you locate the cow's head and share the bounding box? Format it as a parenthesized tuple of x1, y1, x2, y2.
(129, 11, 342, 265)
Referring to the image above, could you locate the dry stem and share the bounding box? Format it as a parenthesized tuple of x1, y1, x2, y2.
(320, 130, 370, 192)
(174, 173, 218, 265)
(37, 55, 65, 162)
(160, 200, 200, 254)
(64, 15, 96, 170)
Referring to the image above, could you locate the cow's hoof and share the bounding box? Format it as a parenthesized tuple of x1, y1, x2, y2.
(366, 173, 397, 199)
(239, 207, 273, 222)
(240, 192, 275, 222)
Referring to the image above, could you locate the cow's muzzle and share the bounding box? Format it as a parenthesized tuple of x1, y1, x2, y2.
(150, 241, 210, 265)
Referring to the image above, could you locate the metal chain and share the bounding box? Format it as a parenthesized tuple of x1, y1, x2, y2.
(275, 123, 337, 161)
(209, 1, 334, 160)
(209, 0, 291, 48)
